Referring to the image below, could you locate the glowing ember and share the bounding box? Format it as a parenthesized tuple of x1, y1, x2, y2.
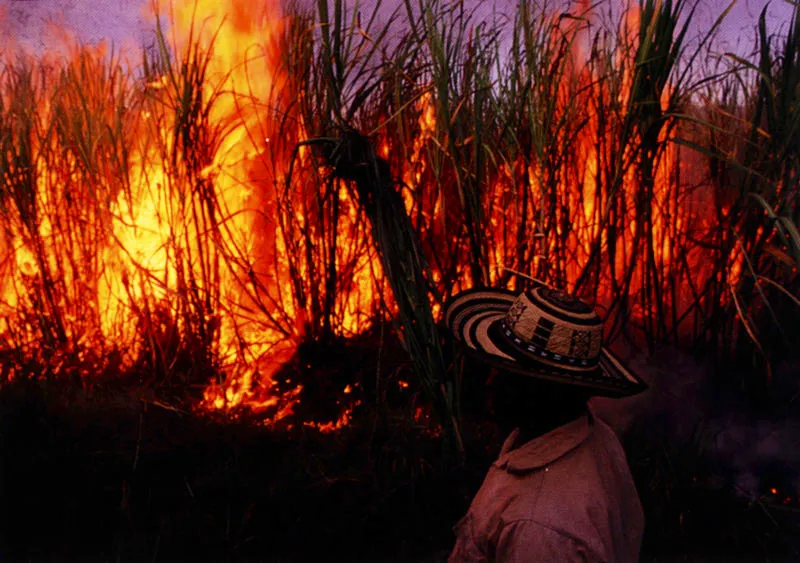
(303, 400, 361, 434)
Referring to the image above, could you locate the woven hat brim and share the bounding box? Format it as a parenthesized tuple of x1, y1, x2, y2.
(445, 288, 647, 398)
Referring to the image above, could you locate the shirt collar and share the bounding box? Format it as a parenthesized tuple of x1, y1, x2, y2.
(493, 412, 593, 473)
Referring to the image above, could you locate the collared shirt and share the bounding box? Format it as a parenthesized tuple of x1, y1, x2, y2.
(449, 412, 644, 562)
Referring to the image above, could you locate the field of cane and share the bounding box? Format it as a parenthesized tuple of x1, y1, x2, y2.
(0, 0, 799, 560)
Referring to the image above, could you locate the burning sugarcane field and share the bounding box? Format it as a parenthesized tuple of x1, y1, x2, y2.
(0, 0, 799, 561)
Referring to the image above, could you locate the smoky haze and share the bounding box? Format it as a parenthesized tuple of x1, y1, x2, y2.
(0, 0, 795, 57)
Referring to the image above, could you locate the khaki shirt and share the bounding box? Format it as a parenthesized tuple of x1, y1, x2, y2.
(449, 412, 644, 562)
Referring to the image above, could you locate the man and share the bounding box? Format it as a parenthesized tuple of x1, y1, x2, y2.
(444, 285, 647, 562)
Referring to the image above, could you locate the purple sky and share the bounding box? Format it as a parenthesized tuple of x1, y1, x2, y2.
(0, 0, 796, 57)
(693, 0, 796, 54)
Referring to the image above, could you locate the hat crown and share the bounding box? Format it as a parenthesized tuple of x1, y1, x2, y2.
(502, 287, 603, 370)
(442, 286, 646, 396)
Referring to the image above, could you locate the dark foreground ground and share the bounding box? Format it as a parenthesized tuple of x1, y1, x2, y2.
(0, 349, 798, 562)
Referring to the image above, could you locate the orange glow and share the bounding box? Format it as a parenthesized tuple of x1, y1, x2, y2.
(401, 92, 437, 215)
(304, 400, 361, 433)
(0, 0, 771, 433)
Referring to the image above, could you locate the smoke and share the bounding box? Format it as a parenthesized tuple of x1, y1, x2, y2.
(706, 411, 800, 502)
(591, 347, 800, 504)
(0, 0, 149, 54)
(590, 346, 710, 444)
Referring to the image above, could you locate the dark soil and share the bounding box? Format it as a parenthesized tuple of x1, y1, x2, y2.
(0, 359, 797, 562)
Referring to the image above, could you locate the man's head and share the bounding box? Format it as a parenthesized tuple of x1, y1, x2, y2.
(445, 285, 646, 429)
(485, 367, 592, 435)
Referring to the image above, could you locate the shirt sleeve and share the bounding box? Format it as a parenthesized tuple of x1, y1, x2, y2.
(448, 513, 489, 563)
(495, 521, 601, 563)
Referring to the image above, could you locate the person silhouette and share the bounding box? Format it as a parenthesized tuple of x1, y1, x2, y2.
(445, 286, 647, 563)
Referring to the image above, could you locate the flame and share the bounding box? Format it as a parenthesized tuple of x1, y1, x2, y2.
(303, 399, 361, 433)
(0, 0, 780, 432)
(0, 1, 323, 424)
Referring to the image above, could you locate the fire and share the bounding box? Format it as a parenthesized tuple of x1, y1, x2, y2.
(0, 0, 382, 428)
(303, 399, 361, 434)
(151, 0, 384, 423)
(0, 0, 783, 430)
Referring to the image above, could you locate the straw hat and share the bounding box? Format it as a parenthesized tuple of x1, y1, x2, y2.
(444, 286, 647, 397)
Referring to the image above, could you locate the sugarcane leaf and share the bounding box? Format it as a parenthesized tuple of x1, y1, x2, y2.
(763, 244, 797, 269)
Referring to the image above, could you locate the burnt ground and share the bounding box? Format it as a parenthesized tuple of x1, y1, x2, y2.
(0, 346, 798, 562)
(0, 377, 481, 562)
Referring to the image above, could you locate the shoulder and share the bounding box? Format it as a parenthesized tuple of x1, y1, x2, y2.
(590, 414, 628, 453)
(502, 423, 642, 558)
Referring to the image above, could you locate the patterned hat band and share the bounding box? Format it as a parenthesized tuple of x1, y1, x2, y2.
(499, 320, 600, 370)
(501, 288, 604, 370)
